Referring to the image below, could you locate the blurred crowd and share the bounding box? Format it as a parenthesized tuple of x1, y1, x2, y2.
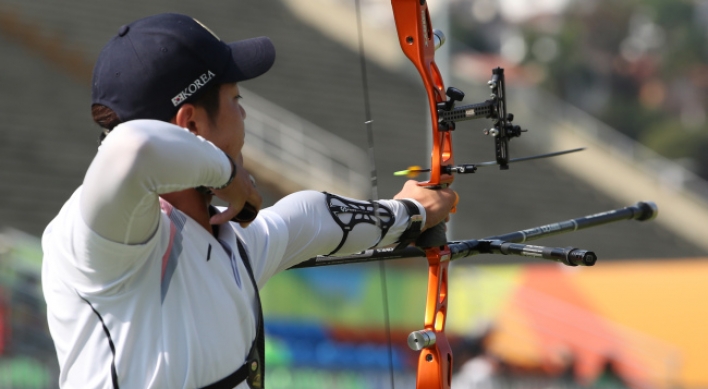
(451, 329, 630, 389)
(0, 272, 56, 388)
(0, 233, 56, 389)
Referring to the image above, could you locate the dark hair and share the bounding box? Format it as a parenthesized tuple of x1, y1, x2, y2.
(93, 81, 223, 144)
(191, 81, 222, 121)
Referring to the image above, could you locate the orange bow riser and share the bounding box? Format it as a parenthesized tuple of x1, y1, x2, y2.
(391, 1, 454, 388)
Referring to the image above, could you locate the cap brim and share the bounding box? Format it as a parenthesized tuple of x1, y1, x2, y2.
(226, 36, 275, 82)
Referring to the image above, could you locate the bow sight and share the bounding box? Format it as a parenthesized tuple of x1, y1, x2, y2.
(437, 67, 526, 170)
(397, 31, 583, 179)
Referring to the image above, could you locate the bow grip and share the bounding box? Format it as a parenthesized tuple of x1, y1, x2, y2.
(415, 189, 458, 249)
(416, 222, 447, 248)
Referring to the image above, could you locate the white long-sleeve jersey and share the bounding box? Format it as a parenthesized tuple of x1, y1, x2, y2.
(41, 120, 423, 389)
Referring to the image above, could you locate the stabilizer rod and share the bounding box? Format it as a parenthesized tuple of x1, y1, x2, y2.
(289, 201, 657, 269)
(481, 201, 657, 244)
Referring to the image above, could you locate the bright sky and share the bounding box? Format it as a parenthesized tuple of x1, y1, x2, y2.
(498, 0, 573, 22)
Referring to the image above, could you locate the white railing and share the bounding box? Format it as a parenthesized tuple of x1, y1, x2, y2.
(240, 88, 370, 199)
(513, 85, 708, 202)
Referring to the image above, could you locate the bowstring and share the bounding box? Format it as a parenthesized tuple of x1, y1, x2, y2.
(354, 1, 395, 388)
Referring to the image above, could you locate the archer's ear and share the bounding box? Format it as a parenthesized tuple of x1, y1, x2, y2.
(173, 104, 207, 136)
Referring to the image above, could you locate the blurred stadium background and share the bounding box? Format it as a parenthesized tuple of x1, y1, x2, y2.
(0, 0, 707, 388)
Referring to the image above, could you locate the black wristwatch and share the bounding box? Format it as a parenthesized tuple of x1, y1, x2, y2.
(394, 199, 424, 250)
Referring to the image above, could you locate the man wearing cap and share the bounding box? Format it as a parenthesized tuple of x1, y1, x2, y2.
(41, 13, 456, 389)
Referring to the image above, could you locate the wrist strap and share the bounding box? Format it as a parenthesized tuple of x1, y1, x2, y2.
(211, 153, 237, 190)
(394, 199, 424, 250)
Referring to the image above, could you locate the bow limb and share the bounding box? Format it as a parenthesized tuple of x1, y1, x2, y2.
(392, 1, 453, 388)
(414, 247, 453, 389)
(392, 0, 453, 188)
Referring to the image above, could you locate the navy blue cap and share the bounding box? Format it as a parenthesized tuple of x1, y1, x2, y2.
(91, 13, 275, 123)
